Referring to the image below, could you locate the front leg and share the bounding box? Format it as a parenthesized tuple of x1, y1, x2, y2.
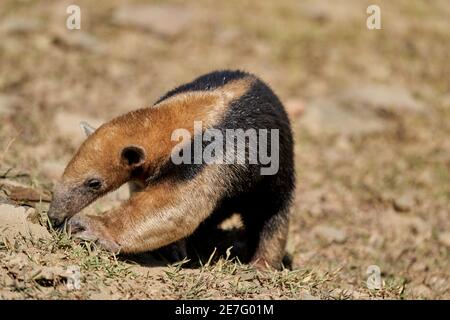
(68, 214, 120, 252)
(69, 213, 188, 262)
(69, 168, 226, 254)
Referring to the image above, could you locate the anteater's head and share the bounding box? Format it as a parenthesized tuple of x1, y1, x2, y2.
(48, 121, 147, 227)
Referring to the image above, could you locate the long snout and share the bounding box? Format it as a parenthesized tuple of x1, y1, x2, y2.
(48, 183, 96, 228)
(47, 204, 67, 228)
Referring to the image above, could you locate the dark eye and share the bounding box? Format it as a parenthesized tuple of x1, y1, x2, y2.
(85, 178, 102, 190)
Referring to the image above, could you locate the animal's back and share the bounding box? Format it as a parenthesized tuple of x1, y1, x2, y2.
(156, 70, 252, 103)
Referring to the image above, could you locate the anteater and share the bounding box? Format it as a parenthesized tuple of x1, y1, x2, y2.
(47, 70, 295, 269)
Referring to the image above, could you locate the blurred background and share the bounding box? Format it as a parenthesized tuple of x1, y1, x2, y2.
(0, 0, 449, 299)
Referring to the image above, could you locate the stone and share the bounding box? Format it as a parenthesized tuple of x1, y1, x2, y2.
(437, 232, 450, 248)
(393, 194, 415, 212)
(112, 4, 192, 37)
(0, 204, 51, 240)
(312, 225, 347, 244)
(301, 97, 386, 136)
(301, 84, 424, 137)
(410, 284, 432, 299)
(381, 212, 430, 242)
(53, 31, 105, 53)
(339, 85, 425, 114)
(0, 17, 41, 34)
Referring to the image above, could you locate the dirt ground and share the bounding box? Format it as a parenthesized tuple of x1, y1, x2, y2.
(0, 0, 449, 299)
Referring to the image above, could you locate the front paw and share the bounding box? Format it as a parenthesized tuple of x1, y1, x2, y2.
(68, 215, 121, 253)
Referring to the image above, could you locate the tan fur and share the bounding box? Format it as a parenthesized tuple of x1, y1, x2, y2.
(62, 77, 255, 253)
(71, 164, 232, 253)
(63, 77, 254, 189)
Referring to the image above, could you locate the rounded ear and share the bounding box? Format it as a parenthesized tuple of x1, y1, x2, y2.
(121, 145, 146, 168)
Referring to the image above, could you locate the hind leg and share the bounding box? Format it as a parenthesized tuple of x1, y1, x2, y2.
(242, 206, 290, 270)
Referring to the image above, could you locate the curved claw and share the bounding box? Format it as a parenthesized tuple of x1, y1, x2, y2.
(68, 215, 121, 253)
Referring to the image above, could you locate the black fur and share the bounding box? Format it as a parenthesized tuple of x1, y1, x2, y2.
(156, 70, 295, 265)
